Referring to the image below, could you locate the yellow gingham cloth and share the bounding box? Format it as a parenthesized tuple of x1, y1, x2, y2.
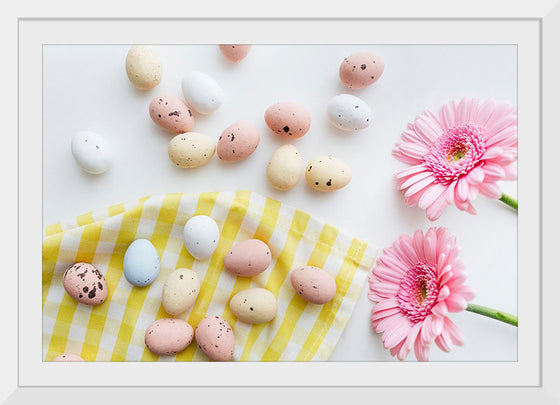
(43, 191, 379, 361)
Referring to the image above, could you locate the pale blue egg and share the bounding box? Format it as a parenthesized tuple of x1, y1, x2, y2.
(123, 239, 160, 287)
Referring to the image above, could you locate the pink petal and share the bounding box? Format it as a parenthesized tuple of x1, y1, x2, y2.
(414, 114, 443, 143)
(414, 337, 431, 362)
(474, 98, 497, 125)
(435, 330, 452, 352)
(400, 171, 433, 190)
(418, 183, 447, 209)
(466, 167, 485, 185)
(412, 229, 426, 262)
(404, 175, 436, 197)
(483, 163, 506, 180)
(478, 182, 502, 199)
(456, 98, 470, 125)
(503, 164, 517, 181)
(440, 100, 458, 130)
(431, 301, 448, 317)
(456, 177, 470, 202)
(437, 285, 450, 301)
(425, 192, 449, 221)
(395, 164, 427, 179)
(443, 318, 465, 346)
(446, 293, 468, 312)
(383, 319, 412, 349)
(398, 142, 429, 160)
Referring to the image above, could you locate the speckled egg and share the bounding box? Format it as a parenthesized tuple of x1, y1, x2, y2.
(339, 51, 384, 89)
(181, 71, 224, 114)
(53, 353, 85, 362)
(229, 288, 277, 324)
(217, 121, 260, 162)
(125, 45, 162, 90)
(71, 130, 113, 174)
(123, 239, 160, 287)
(168, 132, 216, 168)
(305, 155, 352, 192)
(266, 144, 303, 191)
(183, 215, 220, 260)
(162, 269, 200, 315)
(149, 94, 194, 133)
(264, 102, 311, 139)
(291, 266, 337, 304)
(224, 239, 272, 277)
(62, 263, 108, 306)
(195, 316, 235, 361)
(219, 44, 251, 63)
(327, 94, 373, 131)
(145, 318, 194, 356)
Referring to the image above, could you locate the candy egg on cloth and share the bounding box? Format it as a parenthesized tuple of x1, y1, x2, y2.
(217, 121, 260, 162)
(327, 94, 373, 131)
(62, 263, 108, 305)
(181, 71, 224, 114)
(229, 288, 277, 324)
(162, 269, 200, 315)
(71, 130, 113, 174)
(168, 132, 215, 168)
(224, 239, 272, 277)
(339, 51, 384, 89)
(53, 354, 85, 362)
(183, 215, 220, 260)
(266, 144, 303, 191)
(145, 318, 194, 356)
(305, 155, 352, 192)
(291, 266, 337, 304)
(219, 44, 251, 63)
(195, 316, 235, 361)
(125, 45, 162, 90)
(123, 239, 160, 287)
(149, 94, 194, 133)
(264, 102, 311, 139)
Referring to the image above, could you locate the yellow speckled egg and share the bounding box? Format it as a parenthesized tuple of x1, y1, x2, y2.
(168, 132, 215, 168)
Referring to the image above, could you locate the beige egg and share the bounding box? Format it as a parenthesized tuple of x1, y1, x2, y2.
(125, 45, 162, 90)
(266, 144, 303, 191)
(162, 269, 200, 316)
(305, 155, 352, 192)
(168, 132, 216, 168)
(229, 288, 277, 324)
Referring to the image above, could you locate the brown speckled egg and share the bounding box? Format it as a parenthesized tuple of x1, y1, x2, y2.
(62, 263, 108, 306)
(224, 239, 272, 277)
(195, 316, 235, 361)
(149, 94, 194, 133)
(339, 52, 385, 89)
(264, 102, 311, 139)
(219, 44, 251, 63)
(290, 266, 337, 304)
(217, 121, 260, 162)
(145, 318, 194, 356)
(53, 353, 85, 362)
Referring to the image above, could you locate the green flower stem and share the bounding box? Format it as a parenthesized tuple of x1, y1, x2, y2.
(466, 303, 518, 327)
(499, 193, 518, 210)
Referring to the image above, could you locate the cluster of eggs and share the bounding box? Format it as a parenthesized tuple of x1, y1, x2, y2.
(70, 45, 384, 193)
(55, 215, 337, 362)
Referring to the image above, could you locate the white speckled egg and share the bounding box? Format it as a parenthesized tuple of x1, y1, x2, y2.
(145, 318, 194, 356)
(123, 239, 160, 287)
(266, 144, 303, 191)
(125, 45, 162, 90)
(229, 288, 277, 324)
(71, 131, 113, 174)
(162, 269, 200, 315)
(327, 94, 373, 131)
(195, 316, 235, 361)
(183, 215, 220, 260)
(181, 71, 224, 114)
(291, 266, 337, 304)
(63, 262, 108, 306)
(305, 155, 352, 192)
(168, 133, 216, 168)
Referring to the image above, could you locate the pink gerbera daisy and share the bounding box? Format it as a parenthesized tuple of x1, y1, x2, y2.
(368, 227, 476, 361)
(393, 98, 517, 221)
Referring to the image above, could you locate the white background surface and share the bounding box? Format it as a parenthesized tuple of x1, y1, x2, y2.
(43, 44, 518, 361)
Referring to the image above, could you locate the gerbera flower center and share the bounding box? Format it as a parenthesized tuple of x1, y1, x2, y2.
(422, 124, 486, 184)
(397, 263, 439, 323)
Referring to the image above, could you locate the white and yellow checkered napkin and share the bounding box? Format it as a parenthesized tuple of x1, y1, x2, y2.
(43, 191, 379, 361)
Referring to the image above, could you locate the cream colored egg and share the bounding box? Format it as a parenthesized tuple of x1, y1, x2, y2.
(229, 288, 277, 324)
(162, 269, 200, 316)
(168, 132, 215, 168)
(125, 45, 162, 90)
(305, 155, 352, 192)
(266, 144, 303, 191)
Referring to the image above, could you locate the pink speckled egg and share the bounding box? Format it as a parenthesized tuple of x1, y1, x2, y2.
(217, 121, 260, 162)
(224, 239, 272, 277)
(264, 102, 311, 139)
(53, 353, 84, 362)
(339, 52, 385, 89)
(290, 266, 337, 304)
(62, 263, 108, 306)
(219, 44, 251, 63)
(195, 316, 235, 361)
(149, 94, 194, 133)
(145, 318, 194, 356)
